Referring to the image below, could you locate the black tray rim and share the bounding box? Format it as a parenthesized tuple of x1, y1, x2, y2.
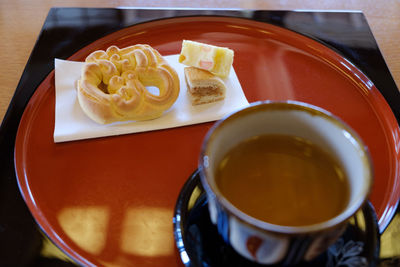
(1, 7, 398, 266)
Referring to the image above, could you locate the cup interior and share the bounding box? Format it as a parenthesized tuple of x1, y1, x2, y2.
(201, 101, 372, 232)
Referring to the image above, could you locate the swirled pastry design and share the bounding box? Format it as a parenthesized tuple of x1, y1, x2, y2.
(77, 45, 180, 124)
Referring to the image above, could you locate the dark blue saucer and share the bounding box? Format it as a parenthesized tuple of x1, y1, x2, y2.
(173, 170, 380, 267)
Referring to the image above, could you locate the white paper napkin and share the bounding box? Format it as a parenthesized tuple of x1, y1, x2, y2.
(54, 55, 249, 143)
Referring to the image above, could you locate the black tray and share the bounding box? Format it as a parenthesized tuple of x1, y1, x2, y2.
(1, 8, 400, 266)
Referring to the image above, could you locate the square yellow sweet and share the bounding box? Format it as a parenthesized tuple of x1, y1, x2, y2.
(179, 40, 234, 78)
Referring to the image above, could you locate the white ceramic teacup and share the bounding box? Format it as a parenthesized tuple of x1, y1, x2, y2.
(199, 101, 373, 265)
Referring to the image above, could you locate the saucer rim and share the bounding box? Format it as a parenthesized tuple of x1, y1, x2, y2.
(173, 169, 381, 266)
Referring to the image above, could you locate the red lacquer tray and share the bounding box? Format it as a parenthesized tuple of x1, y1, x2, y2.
(14, 16, 400, 266)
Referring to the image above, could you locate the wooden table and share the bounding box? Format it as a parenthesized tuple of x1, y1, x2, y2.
(0, 0, 399, 123)
(1, 0, 400, 262)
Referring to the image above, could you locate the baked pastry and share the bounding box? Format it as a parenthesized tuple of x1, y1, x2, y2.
(77, 44, 180, 124)
(184, 67, 226, 105)
(179, 40, 234, 78)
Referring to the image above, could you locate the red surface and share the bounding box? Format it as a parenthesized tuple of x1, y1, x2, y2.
(15, 17, 400, 266)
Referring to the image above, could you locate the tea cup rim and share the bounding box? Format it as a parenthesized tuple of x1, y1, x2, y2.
(199, 100, 373, 235)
